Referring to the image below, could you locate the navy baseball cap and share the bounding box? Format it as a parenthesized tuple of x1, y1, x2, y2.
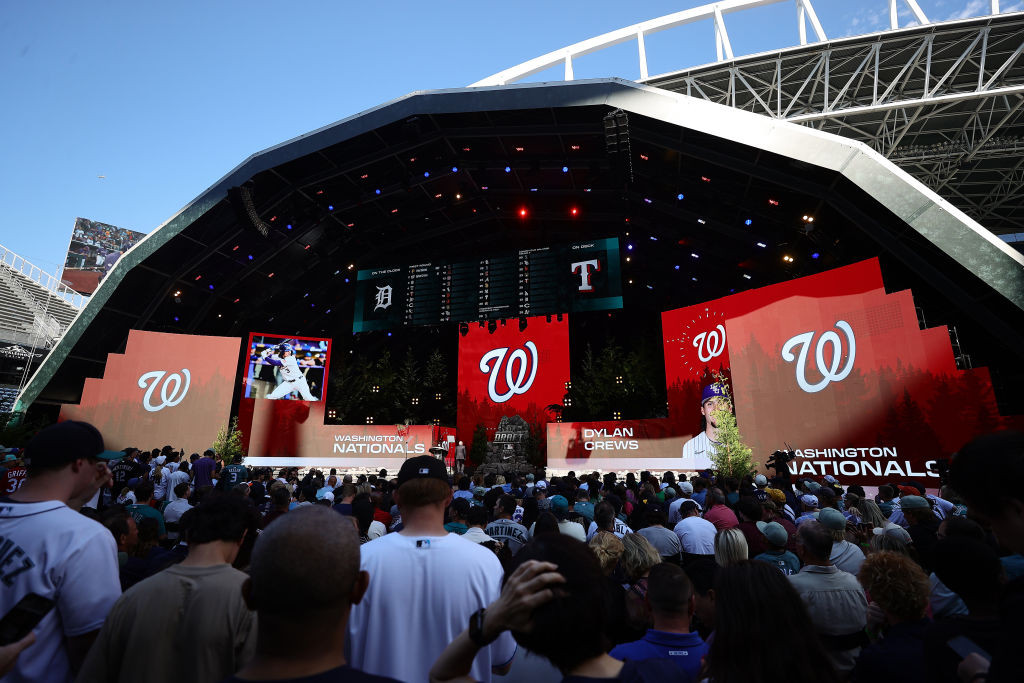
(23, 421, 122, 470)
(701, 383, 727, 405)
(397, 455, 449, 487)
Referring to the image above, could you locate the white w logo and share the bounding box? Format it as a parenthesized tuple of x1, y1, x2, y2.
(138, 369, 191, 412)
(693, 324, 726, 363)
(479, 342, 538, 404)
(781, 321, 856, 394)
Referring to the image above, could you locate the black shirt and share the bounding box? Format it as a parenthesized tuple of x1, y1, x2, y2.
(110, 458, 146, 491)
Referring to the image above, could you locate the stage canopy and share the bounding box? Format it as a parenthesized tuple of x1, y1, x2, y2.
(18, 78, 1024, 415)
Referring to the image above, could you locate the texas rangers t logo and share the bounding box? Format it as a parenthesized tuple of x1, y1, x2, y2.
(479, 342, 538, 403)
(571, 259, 600, 292)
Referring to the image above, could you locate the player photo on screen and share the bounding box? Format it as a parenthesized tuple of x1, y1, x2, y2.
(244, 334, 331, 401)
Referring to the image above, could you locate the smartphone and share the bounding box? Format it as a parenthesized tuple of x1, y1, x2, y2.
(0, 593, 54, 645)
(947, 635, 992, 661)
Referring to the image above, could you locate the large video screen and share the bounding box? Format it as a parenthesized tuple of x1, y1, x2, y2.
(243, 334, 331, 402)
(456, 314, 570, 447)
(60, 330, 241, 454)
(61, 217, 146, 295)
(353, 238, 621, 332)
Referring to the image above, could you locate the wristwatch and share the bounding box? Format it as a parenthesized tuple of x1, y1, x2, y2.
(468, 608, 497, 647)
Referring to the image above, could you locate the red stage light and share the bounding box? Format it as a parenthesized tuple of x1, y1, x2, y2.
(519, 208, 528, 217)
(570, 207, 578, 216)
(640, 154, 649, 161)
(570, 145, 581, 150)
(269, 216, 276, 222)
(233, 298, 240, 303)
(268, 272, 275, 278)
(232, 245, 238, 251)
(769, 198, 780, 206)
(701, 176, 711, 182)
(194, 275, 202, 281)
(360, 174, 368, 179)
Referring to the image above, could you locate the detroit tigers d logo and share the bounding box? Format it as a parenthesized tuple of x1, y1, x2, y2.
(479, 342, 538, 404)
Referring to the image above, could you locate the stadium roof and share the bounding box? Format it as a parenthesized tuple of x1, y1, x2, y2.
(16, 78, 1024, 414)
(473, 2, 1024, 236)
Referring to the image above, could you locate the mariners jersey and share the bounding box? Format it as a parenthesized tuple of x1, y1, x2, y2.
(0, 499, 120, 682)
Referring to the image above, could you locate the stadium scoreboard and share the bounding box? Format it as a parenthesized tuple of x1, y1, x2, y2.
(354, 238, 622, 332)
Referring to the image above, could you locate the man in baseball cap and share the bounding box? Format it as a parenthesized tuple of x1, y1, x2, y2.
(753, 521, 800, 574)
(680, 383, 728, 472)
(0, 420, 122, 682)
(347, 456, 516, 680)
(818, 507, 865, 575)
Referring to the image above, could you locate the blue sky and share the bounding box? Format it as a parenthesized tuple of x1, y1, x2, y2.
(1, 0, 1016, 275)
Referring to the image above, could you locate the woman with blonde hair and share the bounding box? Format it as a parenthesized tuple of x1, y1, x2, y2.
(714, 527, 748, 567)
(621, 533, 661, 584)
(589, 530, 625, 576)
(857, 499, 888, 530)
(620, 534, 662, 632)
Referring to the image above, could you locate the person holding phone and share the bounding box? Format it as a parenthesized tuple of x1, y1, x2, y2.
(0, 421, 123, 683)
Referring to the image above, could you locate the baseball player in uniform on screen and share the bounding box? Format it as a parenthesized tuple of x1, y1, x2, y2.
(680, 383, 726, 471)
(259, 342, 319, 401)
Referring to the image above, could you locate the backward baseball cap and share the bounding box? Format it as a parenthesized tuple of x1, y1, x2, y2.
(397, 455, 449, 487)
(23, 421, 123, 470)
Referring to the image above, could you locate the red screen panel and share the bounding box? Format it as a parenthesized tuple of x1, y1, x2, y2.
(60, 330, 241, 454)
(457, 315, 569, 455)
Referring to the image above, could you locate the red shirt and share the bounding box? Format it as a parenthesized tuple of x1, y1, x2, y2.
(703, 503, 739, 531)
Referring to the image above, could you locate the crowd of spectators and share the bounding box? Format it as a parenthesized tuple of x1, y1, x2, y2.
(0, 421, 1022, 682)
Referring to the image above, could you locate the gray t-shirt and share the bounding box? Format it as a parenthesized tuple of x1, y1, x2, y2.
(637, 525, 682, 559)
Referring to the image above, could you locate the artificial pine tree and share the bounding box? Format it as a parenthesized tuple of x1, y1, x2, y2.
(709, 375, 756, 480)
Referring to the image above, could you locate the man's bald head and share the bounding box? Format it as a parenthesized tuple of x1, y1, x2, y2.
(248, 506, 362, 615)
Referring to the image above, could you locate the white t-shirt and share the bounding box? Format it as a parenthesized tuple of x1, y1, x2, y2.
(586, 518, 633, 541)
(163, 499, 192, 525)
(151, 467, 171, 500)
(681, 432, 717, 471)
(673, 515, 718, 555)
(667, 496, 702, 525)
(0, 499, 121, 683)
(166, 470, 191, 502)
(348, 532, 516, 682)
(528, 520, 586, 542)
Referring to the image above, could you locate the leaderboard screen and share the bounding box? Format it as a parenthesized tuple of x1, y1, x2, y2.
(353, 238, 622, 332)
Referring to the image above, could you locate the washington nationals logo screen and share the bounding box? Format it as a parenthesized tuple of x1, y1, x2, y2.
(456, 315, 570, 443)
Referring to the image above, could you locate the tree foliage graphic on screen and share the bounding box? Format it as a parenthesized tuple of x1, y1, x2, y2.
(708, 373, 756, 480)
(470, 423, 489, 466)
(212, 416, 246, 462)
